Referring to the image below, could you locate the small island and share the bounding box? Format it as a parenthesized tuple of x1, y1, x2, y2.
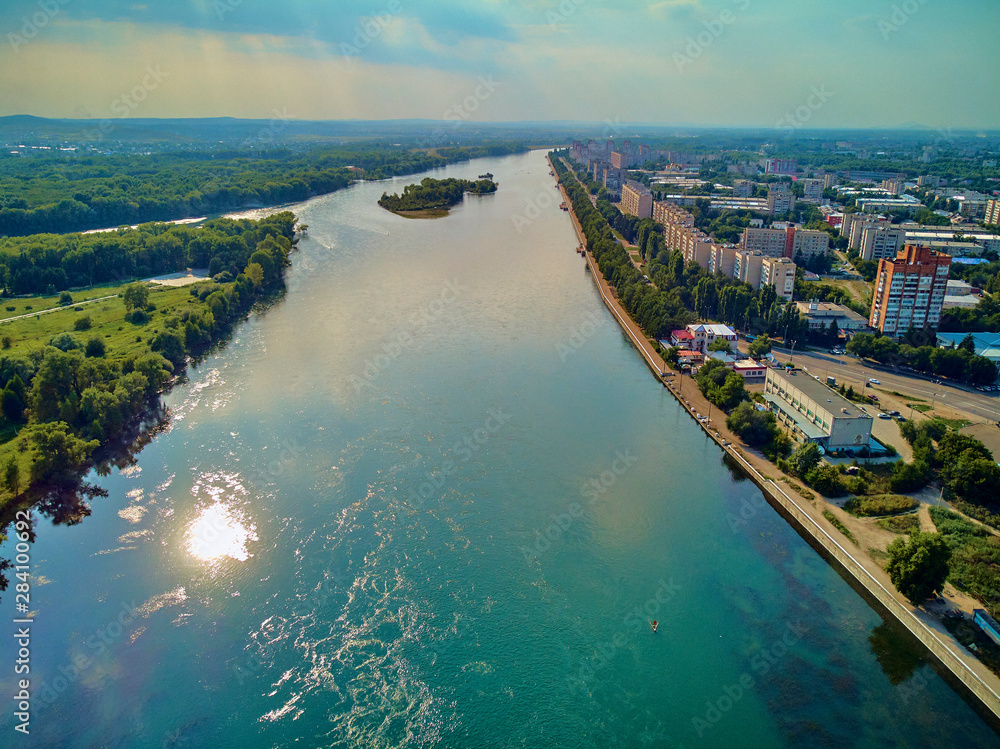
(378, 176, 498, 218)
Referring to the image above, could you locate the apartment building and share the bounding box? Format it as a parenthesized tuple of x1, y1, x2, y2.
(986, 198, 1000, 226)
(734, 250, 765, 289)
(802, 179, 824, 203)
(741, 227, 791, 257)
(653, 200, 694, 227)
(764, 159, 797, 175)
(761, 257, 796, 300)
(880, 178, 905, 195)
(734, 180, 755, 198)
(791, 229, 830, 260)
(767, 183, 796, 215)
(869, 245, 952, 336)
(621, 179, 653, 218)
(859, 225, 905, 261)
(709, 245, 737, 277)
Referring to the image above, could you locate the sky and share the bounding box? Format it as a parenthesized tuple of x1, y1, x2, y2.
(1, 0, 998, 129)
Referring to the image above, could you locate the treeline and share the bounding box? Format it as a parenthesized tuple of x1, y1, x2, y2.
(0, 143, 526, 236)
(0, 212, 297, 295)
(553, 154, 809, 344)
(0, 213, 298, 493)
(846, 331, 996, 385)
(378, 177, 497, 212)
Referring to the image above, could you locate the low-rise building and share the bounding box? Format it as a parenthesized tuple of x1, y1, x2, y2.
(763, 368, 873, 451)
(686, 323, 738, 353)
(669, 329, 695, 349)
(795, 301, 869, 332)
(936, 332, 1000, 373)
(734, 361, 767, 383)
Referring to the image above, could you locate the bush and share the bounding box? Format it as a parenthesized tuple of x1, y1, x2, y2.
(58, 291, 73, 305)
(788, 442, 822, 478)
(48, 333, 80, 351)
(889, 460, 931, 493)
(73, 315, 92, 331)
(125, 309, 149, 325)
(805, 463, 847, 497)
(726, 402, 778, 447)
(84, 338, 106, 358)
(1, 336, 10, 349)
(844, 494, 919, 517)
(887, 532, 951, 604)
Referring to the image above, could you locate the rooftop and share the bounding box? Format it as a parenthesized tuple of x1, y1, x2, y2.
(768, 368, 870, 420)
(689, 323, 737, 336)
(795, 301, 867, 322)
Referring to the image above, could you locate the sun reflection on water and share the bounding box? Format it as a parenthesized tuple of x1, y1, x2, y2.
(186, 503, 258, 562)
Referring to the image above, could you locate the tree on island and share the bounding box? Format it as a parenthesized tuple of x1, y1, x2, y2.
(886, 532, 951, 604)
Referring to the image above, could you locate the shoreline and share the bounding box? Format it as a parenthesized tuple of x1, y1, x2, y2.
(547, 154, 1000, 729)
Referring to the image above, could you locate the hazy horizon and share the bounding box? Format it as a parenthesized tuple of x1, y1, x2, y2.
(2, 0, 998, 130)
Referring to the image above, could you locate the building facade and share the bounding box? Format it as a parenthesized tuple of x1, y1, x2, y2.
(763, 369, 873, 451)
(986, 199, 1000, 226)
(686, 323, 738, 353)
(869, 245, 951, 336)
(859, 225, 905, 261)
(761, 257, 796, 300)
(795, 301, 869, 332)
(802, 179, 824, 203)
(621, 180, 653, 218)
(734, 250, 765, 289)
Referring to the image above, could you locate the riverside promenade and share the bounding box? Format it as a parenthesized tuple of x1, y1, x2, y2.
(548, 154, 1000, 728)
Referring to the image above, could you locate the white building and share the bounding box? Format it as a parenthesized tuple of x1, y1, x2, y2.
(686, 323, 738, 353)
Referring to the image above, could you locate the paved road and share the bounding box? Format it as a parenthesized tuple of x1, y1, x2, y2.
(766, 345, 1000, 424)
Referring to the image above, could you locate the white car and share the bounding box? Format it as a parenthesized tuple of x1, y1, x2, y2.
(869, 378, 880, 385)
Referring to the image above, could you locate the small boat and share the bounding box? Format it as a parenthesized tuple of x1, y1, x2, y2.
(651, 620, 658, 633)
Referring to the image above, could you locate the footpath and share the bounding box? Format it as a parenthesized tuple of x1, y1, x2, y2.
(549, 154, 1000, 727)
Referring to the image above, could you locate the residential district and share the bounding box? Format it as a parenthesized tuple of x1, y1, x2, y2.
(561, 138, 1000, 681)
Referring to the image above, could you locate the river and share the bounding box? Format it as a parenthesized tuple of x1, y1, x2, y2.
(1, 150, 995, 747)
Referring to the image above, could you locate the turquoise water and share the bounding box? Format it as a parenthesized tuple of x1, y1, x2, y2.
(1, 150, 996, 748)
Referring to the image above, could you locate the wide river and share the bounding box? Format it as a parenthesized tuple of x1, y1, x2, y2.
(1, 150, 996, 748)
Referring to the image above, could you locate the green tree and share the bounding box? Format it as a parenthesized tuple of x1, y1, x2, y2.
(245, 262, 265, 287)
(805, 463, 847, 497)
(886, 532, 951, 604)
(708, 337, 732, 353)
(122, 283, 150, 312)
(84, 337, 106, 358)
(726, 402, 778, 447)
(958, 334, 976, 353)
(3, 454, 20, 497)
(150, 331, 186, 370)
(748, 334, 772, 358)
(27, 421, 100, 482)
(788, 442, 822, 477)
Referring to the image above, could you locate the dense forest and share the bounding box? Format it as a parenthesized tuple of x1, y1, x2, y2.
(378, 176, 498, 213)
(0, 212, 303, 295)
(0, 143, 525, 236)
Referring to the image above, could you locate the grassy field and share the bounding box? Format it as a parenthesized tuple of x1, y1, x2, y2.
(0, 286, 131, 322)
(0, 282, 200, 360)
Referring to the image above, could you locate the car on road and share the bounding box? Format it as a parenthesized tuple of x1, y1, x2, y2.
(888, 410, 900, 417)
(868, 394, 879, 402)
(869, 378, 880, 385)
(878, 412, 891, 419)
(896, 415, 907, 422)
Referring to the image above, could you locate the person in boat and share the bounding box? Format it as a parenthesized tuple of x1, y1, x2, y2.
(651, 620, 658, 632)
